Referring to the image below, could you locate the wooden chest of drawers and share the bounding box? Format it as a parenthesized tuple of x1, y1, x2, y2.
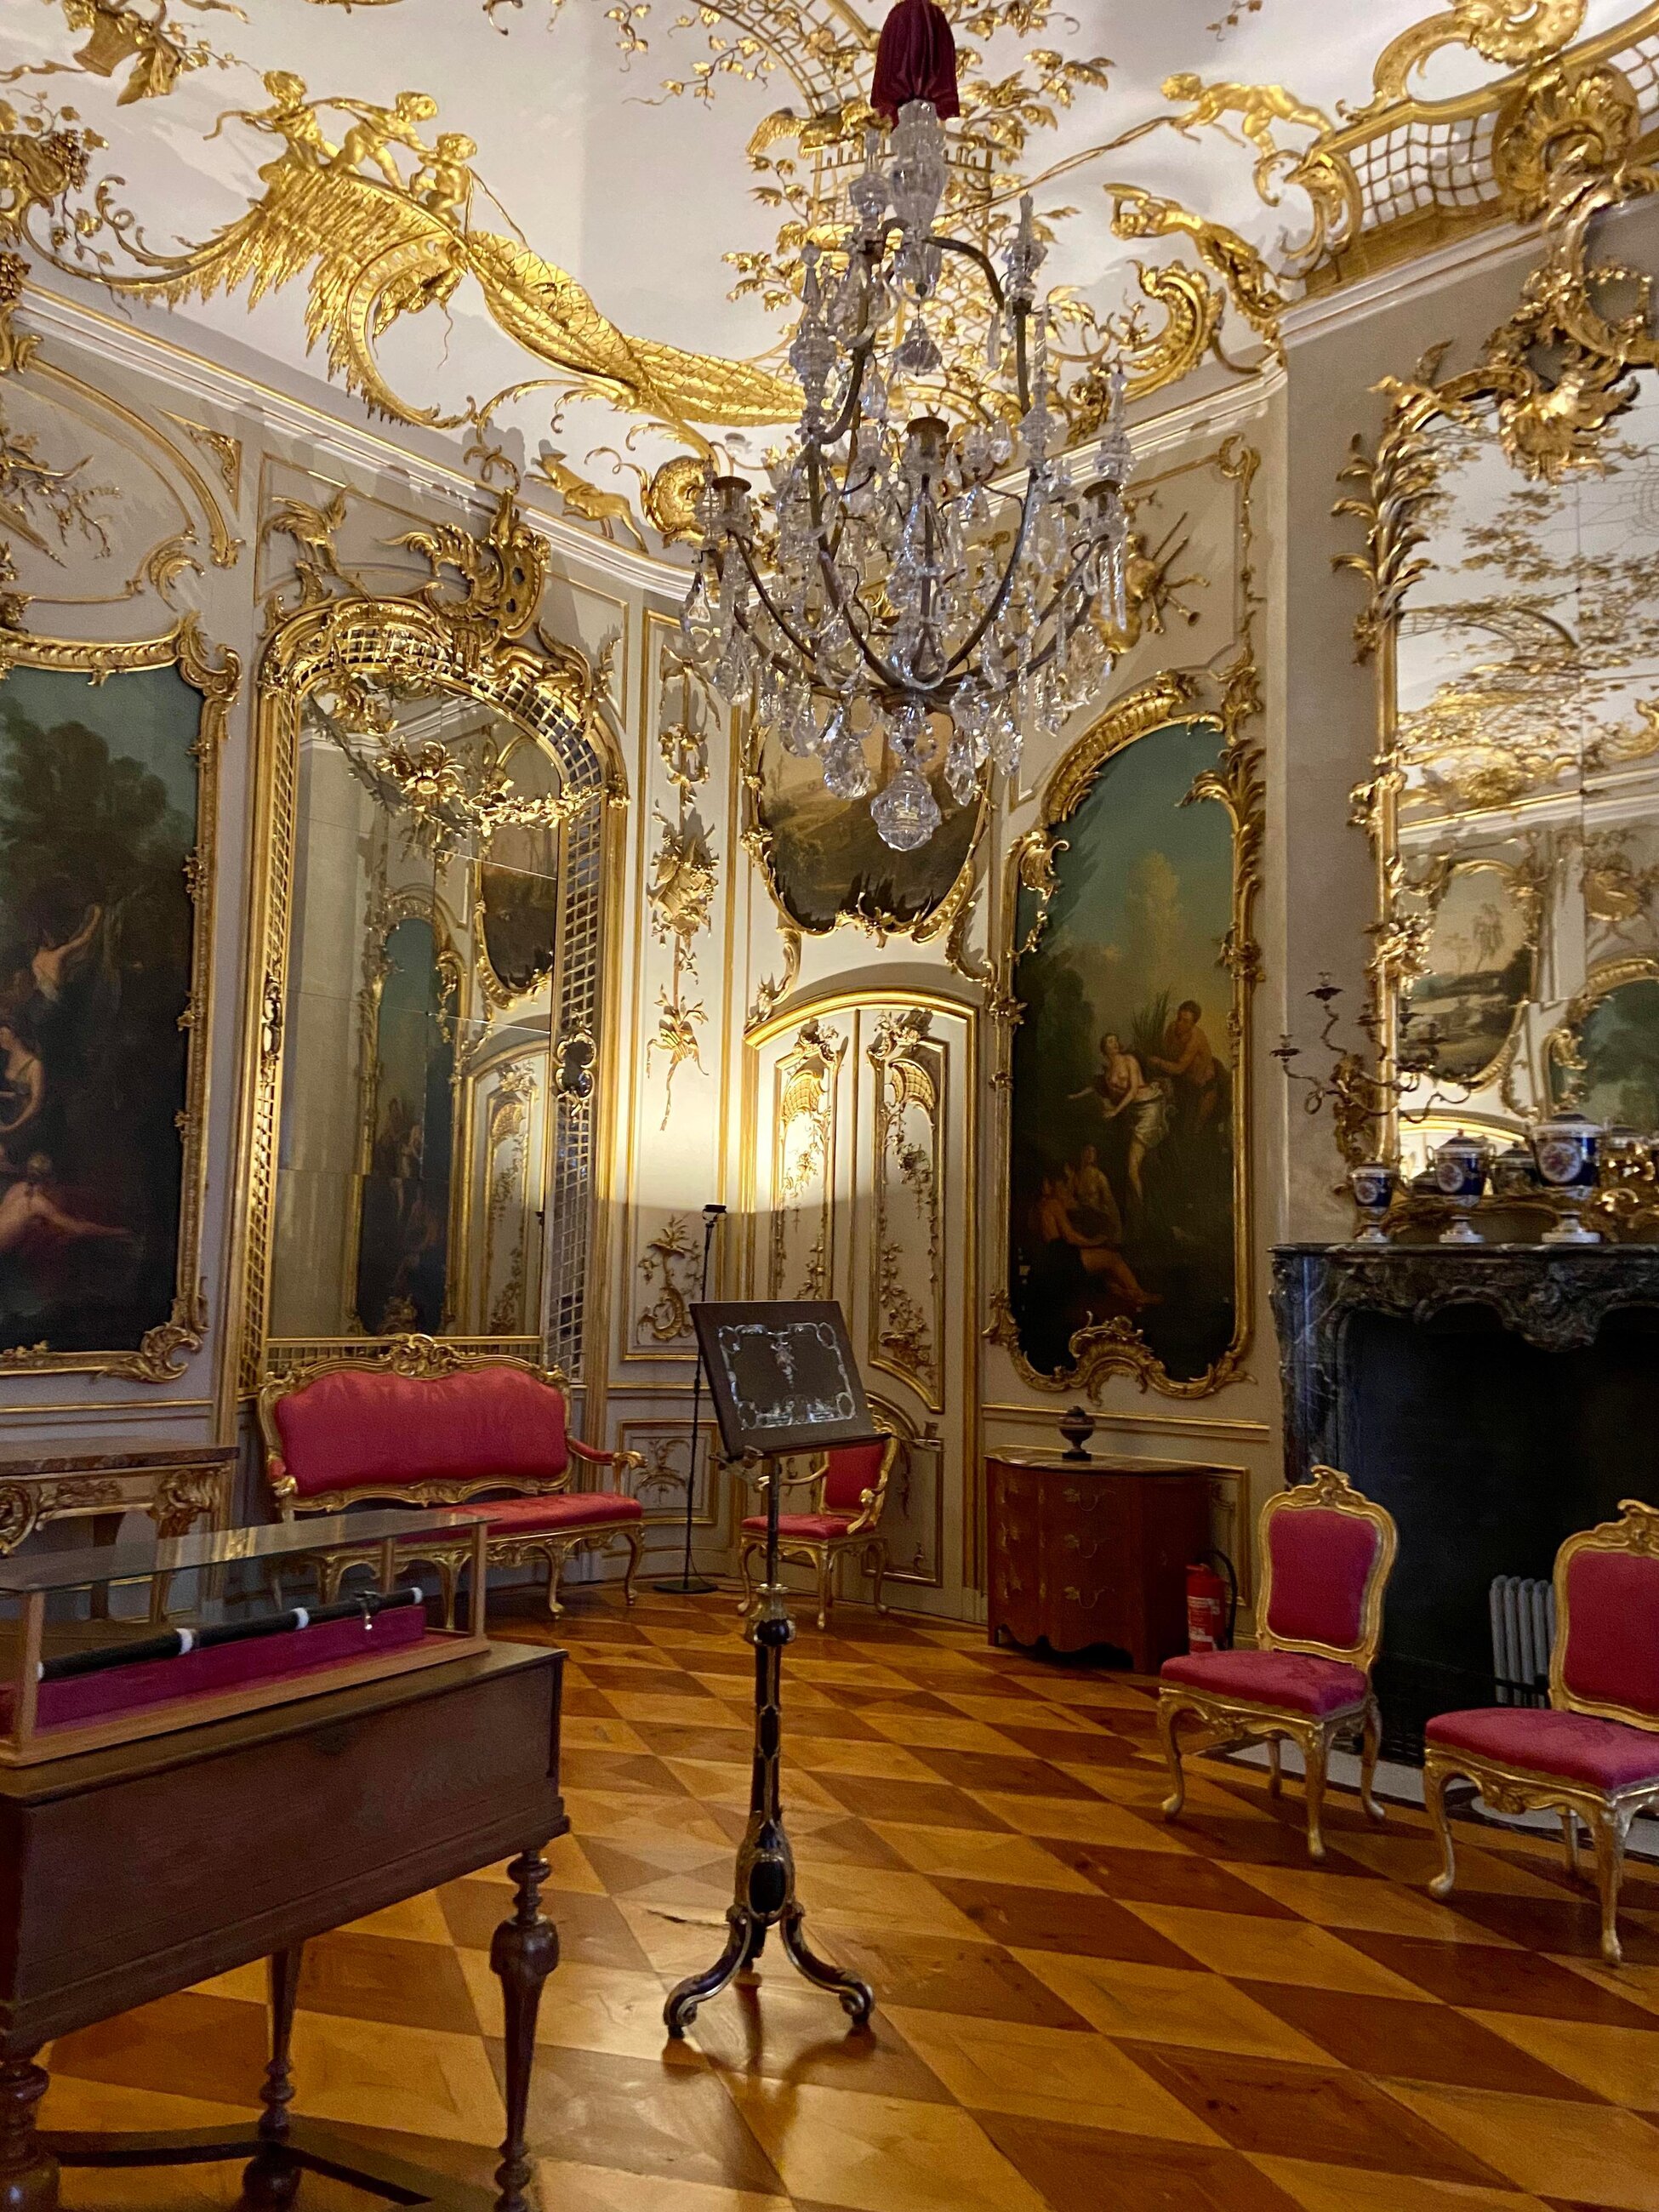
(984, 1451, 1219, 1671)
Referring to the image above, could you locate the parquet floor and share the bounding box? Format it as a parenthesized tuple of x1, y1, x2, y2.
(41, 1586, 1659, 2212)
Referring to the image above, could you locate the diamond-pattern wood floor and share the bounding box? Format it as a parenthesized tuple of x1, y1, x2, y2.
(40, 1586, 1659, 2212)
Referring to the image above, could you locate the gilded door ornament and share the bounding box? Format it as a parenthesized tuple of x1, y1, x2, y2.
(868, 1011, 945, 1412)
(767, 1018, 844, 1302)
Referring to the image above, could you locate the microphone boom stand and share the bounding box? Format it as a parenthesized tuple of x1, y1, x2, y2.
(654, 1203, 722, 1597)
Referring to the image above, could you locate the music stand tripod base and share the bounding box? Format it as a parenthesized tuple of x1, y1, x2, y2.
(663, 1462, 874, 2038)
(653, 1572, 716, 1595)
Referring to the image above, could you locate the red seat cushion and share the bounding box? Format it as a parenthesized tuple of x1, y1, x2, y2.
(1425, 1707, 1659, 1791)
(482, 1492, 642, 1534)
(741, 1513, 858, 1542)
(1160, 1649, 1370, 1718)
(272, 1366, 568, 1497)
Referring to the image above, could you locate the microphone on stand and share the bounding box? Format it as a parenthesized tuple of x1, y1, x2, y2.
(655, 1202, 725, 1595)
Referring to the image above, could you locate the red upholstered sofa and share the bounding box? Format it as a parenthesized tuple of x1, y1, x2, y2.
(258, 1337, 644, 1621)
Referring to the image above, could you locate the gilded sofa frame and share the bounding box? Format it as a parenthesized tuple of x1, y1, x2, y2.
(1158, 1465, 1399, 1859)
(1425, 1497, 1659, 1964)
(258, 1333, 645, 1621)
(736, 1432, 901, 1631)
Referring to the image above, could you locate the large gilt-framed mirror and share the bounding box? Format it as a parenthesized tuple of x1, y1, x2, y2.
(234, 492, 620, 1394)
(1342, 155, 1659, 1169)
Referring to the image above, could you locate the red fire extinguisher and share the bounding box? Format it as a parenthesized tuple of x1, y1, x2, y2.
(1185, 1550, 1238, 1653)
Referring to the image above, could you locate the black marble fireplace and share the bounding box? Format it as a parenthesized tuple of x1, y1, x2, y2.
(1273, 1243, 1659, 1759)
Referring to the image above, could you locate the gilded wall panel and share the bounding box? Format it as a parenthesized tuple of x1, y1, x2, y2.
(619, 613, 733, 1365)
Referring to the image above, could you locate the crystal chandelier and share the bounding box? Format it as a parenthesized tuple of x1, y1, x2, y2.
(678, 9, 1132, 854)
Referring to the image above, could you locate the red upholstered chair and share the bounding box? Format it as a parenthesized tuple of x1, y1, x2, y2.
(258, 1337, 645, 1622)
(1158, 1466, 1398, 1860)
(737, 1433, 900, 1629)
(1424, 1497, 1659, 1964)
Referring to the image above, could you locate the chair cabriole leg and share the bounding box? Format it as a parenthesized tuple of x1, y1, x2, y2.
(1266, 1738, 1281, 1799)
(1360, 1699, 1385, 1824)
(1157, 1694, 1188, 1821)
(816, 1548, 832, 1631)
(1425, 1753, 1458, 1900)
(1590, 1804, 1629, 1966)
(1303, 1725, 1329, 1861)
(621, 1526, 641, 1608)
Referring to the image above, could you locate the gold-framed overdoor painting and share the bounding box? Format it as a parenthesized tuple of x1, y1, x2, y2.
(992, 668, 1262, 1399)
(232, 537, 620, 1396)
(0, 619, 235, 1382)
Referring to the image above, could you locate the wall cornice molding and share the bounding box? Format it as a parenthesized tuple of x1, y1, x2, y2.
(18, 282, 687, 599)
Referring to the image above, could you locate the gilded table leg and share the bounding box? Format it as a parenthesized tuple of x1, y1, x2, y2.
(1590, 1805, 1629, 1967)
(1425, 1756, 1458, 1900)
(1359, 1700, 1385, 1825)
(0, 2055, 57, 2212)
(490, 1849, 559, 2212)
(1156, 1695, 1188, 1821)
(1303, 1727, 1329, 1862)
(241, 1947, 304, 2209)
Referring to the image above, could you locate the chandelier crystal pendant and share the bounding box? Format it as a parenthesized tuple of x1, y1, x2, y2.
(678, 55, 1132, 852)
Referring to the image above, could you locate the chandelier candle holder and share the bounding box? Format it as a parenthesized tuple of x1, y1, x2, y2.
(678, 0, 1132, 853)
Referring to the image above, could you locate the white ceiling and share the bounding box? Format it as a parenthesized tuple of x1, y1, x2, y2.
(8, 0, 1643, 510)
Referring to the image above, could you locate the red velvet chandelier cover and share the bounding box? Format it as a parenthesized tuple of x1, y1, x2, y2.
(870, 0, 961, 123)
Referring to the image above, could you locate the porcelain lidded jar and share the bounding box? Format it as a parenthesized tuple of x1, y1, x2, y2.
(1348, 1160, 1397, 1242)
(1530, 1110, 1601, 1192)
(1434, 1130, 1491, 1244)
(1530, 1109, 1604, 1244)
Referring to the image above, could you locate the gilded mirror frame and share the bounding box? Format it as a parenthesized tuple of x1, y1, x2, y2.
(231, 533, 624, 1400)
(0, 616, 236, 1382)
(1337, 149, 1659, 1160)
(986, 652, 1264, 1401)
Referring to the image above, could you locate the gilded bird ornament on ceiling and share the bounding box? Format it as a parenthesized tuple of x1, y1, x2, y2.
(76, 72, 798, 441)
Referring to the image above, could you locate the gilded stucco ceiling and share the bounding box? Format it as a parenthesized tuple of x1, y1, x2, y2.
(3, 0, 1657, 535)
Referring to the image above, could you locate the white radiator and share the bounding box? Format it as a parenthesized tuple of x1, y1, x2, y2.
(1489, 1576, 1555, 1705)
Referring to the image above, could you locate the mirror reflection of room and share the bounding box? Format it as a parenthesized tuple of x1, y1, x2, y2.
(270, 682, 560, 1343)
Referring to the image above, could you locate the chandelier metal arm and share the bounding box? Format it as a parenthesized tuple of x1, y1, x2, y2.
(930, 474, 1044, 682)
(813, 545, 912, 696)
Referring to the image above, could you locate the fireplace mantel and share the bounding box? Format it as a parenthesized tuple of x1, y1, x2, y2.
(1272, 1241, 1659, 1756)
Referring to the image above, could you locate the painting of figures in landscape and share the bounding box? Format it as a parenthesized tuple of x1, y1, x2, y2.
(0, 662, 201, 1356)
(757, 727, 978, 932)
(1562, 975, 1659, 1130)
(1401, 863, 1531, 1080)
(1008, 718, 1238, 1387)
(354, 915, 458, 1336)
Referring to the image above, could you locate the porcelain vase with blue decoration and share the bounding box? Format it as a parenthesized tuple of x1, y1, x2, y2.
(1348, 1161, 1397, 1243)
(1434, 1132, 1491, 1244)
(1531, 1111, 1603, 1245)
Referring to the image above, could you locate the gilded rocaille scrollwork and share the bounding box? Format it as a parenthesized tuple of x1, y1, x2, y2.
(1336, 149, 1659, 1160)
(646, 645, 718, 1131)
(868, 1010, 944, 1411)
(0, 613, 236, 1382)
(767, 1017, 844, 1303)
(45, 73, 796, 445)
(234, 479, 620, 1396)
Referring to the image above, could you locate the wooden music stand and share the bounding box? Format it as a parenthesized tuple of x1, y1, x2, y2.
(663, 1303, 877, 2037)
